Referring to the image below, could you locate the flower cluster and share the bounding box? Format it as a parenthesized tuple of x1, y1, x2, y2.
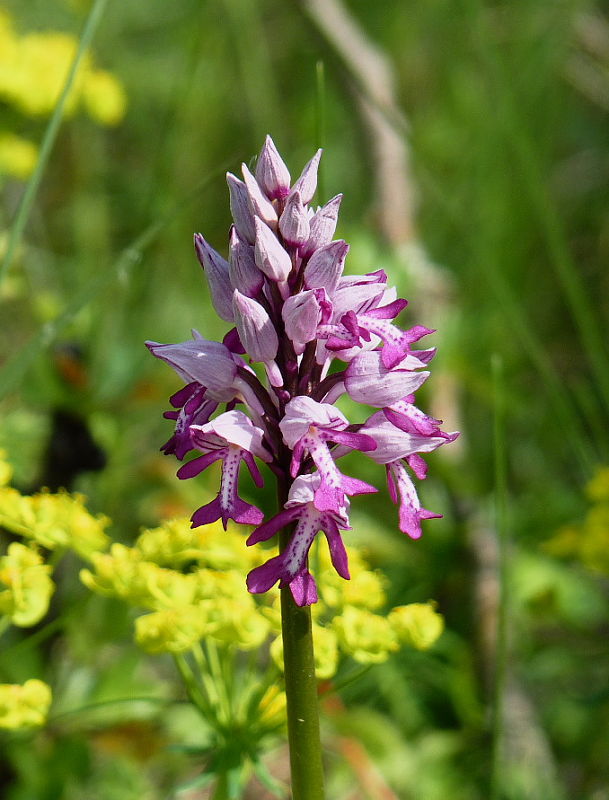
(0, 9, 126, 180)
(81, 515, 445, 675)
(0, 679, 52, 730)
(147, 137, 457, 605)
(543, 465, 609, 575)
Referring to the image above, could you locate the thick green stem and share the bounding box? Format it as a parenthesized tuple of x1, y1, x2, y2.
(279, 528, 325, 800)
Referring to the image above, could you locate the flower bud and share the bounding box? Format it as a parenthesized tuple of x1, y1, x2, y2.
(242, 163, 278, 229)
(304, 239, 348, 296)
(255, 135, 291, 199)
(279, 190, 310, 246)
(228, 227, 264, 297)
(254, 216, 292, 283)
(282, 288, 331, 354)
(301, 194, 342, 257)
(292, 148, 322, 204)
(232, 289, 279, 364)
(226, 172, 256, 244)
(193, 234, 234, 322)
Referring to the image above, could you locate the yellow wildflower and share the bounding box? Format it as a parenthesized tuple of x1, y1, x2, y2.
(0, 487, 110, 559)
(0, 133, 38, 179)
(586, 466, 609, 503)
(258, 684, 286, 727)
(135, 607, 212, 654)
(333, 606, 399, 665)
(0, 450, 13, 487)
(82, 69, 127, 126)
(0, 679, 52, 729)
(0, 542, 54, 627)
(208, 596, 270, 650)
(388, 602, 445, 650)
(0, 12, 126, 125)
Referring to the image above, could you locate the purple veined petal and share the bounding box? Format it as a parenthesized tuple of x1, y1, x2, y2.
(242, 163, 278, 229)
(413, 347, 437, 364)
(304, 240, 349, 296)
(300, 194, 343, 258)
(222, 327, 246, 355)
(362, 298, 409, 321)
(227, 172, 256, 244)
(161, 384, 217, 459)
(323, 516, 350, 579)
(331, 281, 386, 320)
(289, 571, 318, 606)
(383, 399, 445, 436)
(254, 216, 292, 283)
(292, 148, 322, 205)
(285, 473, 318, 506)
(345, 350, 430, 407)
(193, 234, 234, 322)
(243, 451, 264, 487)
(177, 449, 225, 479)
(339, 475, 378, 498)
(146, 335, 238, 402)
(328, 429, 377, 452)
(359, 410, 454, 464)
(168, 381, 199, 408)
(387, 461, 442, 539)
(247, 555, 285, 594)
(279, 190, 310, 246)
(255, 135, 291, 199)
(407, 453, 428, 480)
(280, 396, 349, 448)
(232, 289, 279, 365)
(191, 496, 224, 527)
(228, 227, 264, 298)
(201, 409, 272, 461)
(246, 506, 302, 545)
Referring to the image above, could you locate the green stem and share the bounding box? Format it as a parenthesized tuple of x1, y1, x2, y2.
(490, 355, 509, 800)
(279, 525, 325, 799)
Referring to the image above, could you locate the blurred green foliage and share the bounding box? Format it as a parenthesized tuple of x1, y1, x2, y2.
(1, 0, 609, 797)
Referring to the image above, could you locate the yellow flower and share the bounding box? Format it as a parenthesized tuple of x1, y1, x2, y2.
(0, 12, 126, 125)
(134, 607, 212, 654)
(208, 596, 270, 650)
(333, 606, 399, 664)
(258, 684, 286, 727)
(0, 679, 52, 729)
(82, 69, 127, 126)
(586, 467, 609, 503)
(0, 133, 38, 179)
(0, 542, 54, 627)
(388, 602, 445, 650)
(316, 546, 387, 611)
(0, 487, 110, 559)
(0, 450, 13, 487)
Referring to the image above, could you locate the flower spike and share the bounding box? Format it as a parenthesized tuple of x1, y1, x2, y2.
(148, 136, 458, 605)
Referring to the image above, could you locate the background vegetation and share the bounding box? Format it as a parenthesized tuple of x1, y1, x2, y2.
(1, 0, 608, 797)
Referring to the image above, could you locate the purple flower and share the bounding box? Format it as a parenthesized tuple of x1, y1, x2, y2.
(246, 474, 350, 605)
(279, 396, 377, 513)
(360, 412, 459, 538)
(178, 410, 271, 529)
(148, 136, 458, 605)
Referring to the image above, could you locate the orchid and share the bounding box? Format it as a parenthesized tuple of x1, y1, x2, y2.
(146, 136, 458, 797)
(147, 135, 458, 607)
